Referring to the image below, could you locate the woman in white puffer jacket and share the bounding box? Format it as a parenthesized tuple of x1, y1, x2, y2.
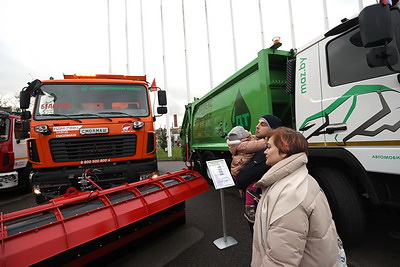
(251, 127, 344, 267)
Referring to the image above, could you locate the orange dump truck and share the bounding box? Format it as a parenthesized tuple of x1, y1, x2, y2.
(19, 74, 167, 203)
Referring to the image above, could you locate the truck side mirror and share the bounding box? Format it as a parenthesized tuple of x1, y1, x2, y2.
(19, 91, 31, 109)
(157, 106, 168, 114)
(158, 90, 167, 106)
(21, 110, 31, 120)
(20, 90, 31, 109)
(359, 4, 392, 48)
(367, 46, 399, 67)
(20, 79, 41, 109)
(27, 79, 42, 93)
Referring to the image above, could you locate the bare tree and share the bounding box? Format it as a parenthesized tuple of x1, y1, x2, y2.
(0, 93, 20, 112)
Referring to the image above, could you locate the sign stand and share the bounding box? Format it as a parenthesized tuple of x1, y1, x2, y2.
(206, 159, 238, 250)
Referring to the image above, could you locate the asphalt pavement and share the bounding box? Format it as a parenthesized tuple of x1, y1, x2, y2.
(102, 161, 400, 267)
(105, 185, 254, 267)
(3, 160, 399, 266)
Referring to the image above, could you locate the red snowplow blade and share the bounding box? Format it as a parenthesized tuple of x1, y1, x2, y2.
(0, 169, 209, 266)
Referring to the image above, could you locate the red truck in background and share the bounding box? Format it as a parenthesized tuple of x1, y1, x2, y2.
(0, 111, 31, 191)
(19, 74, 167, 203)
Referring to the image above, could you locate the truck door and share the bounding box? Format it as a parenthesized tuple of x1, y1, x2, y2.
(294, 43, 325, 145)
(12, 118, 29, 171)
(318, 26, 400, 174)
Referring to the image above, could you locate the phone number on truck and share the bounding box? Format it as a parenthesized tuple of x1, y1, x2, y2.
(80, 158, 111, 164)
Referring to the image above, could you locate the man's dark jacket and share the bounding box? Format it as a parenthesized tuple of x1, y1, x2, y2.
(235, 148, 271, 190)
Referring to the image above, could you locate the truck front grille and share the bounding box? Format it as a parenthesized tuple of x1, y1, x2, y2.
(50, 134, 136, 162)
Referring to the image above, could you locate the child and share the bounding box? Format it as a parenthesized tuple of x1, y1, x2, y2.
(226, 126, 266, 223)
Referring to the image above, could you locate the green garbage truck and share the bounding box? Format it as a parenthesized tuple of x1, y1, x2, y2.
(181, 3, 400, 246)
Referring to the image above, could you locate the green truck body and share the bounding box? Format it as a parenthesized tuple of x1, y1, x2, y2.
(181, 49, 292, 152)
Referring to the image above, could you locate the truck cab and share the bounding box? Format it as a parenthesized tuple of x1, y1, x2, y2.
(19, 74, 167, 203)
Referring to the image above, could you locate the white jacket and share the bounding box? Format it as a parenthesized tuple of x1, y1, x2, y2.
(251, 153, 339, 267)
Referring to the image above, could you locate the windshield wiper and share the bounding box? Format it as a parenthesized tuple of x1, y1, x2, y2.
(73, 113, 112, 121)
(39, 113, 82, 123)
(98, 111, 140, 120)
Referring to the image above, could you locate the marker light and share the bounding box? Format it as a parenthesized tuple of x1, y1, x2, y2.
(74, 73, 97, 78)
(272, 36, 281, 43)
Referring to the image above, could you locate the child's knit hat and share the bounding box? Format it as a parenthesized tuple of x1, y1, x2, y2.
(226, 126, 248, 141)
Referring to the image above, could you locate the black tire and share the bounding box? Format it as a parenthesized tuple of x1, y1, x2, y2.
(18, 163, 33, 193)
(191, 151, 203, 174)
(310, 166, 366, 247)
(202, 151, 216, 184)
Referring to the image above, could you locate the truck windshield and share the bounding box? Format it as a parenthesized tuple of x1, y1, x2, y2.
(33, 84, 150, 120)
(0, 118, 10, 142)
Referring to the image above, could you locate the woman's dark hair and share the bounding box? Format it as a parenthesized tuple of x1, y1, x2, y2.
(265, 127, 308, 156)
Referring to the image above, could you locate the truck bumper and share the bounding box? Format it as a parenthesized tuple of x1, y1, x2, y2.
(31, 158, 158, 201)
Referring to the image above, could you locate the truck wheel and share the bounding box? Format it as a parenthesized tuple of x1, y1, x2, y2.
(18, 163, 33, 193)
(202, 151, 216, 184)
(310, 166, 366, 247)
(191, 151, 203, 174)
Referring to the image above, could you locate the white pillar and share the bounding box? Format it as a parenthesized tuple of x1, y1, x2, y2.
(288, 0, 296, 49)
(166, 115, 172, 157)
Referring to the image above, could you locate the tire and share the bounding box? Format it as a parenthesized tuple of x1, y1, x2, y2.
(18, 163, 33, 193)
(191, 151, 203, 174)
(310, 166, 366, 247)
(202, 151, 216, 184)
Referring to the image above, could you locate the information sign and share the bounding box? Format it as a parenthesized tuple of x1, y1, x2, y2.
(206, 159, 235, 190)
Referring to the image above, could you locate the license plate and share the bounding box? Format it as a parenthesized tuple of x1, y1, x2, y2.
(79, 127, 109, 135)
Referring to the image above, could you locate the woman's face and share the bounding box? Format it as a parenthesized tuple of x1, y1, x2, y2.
(264, 136, 287, 166)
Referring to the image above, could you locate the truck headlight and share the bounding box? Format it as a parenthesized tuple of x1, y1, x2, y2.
(133, 121, 144, 129)
(139, 171, 158, 180)
(34, 124, 51, 135)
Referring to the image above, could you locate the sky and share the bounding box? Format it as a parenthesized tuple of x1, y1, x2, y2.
(0, 0, 377, 128)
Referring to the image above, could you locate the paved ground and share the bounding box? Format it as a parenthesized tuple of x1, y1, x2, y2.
(104, 185, 254, 266)
(103, 171, 400, 267)
(3, 160, 400, 266)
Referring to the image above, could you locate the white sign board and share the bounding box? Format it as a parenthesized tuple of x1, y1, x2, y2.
(206, 159, 235, 190)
